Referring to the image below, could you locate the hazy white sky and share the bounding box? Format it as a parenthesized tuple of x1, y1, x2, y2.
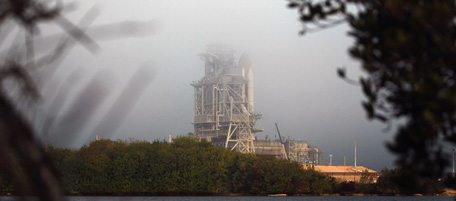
(10, 0, 398, 171)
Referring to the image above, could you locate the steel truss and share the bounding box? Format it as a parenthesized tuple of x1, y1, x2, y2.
(191, 44, 261, 153)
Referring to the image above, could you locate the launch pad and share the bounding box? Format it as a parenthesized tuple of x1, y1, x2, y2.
(191, 44, 322, 165)
(191, 44, 262, 153)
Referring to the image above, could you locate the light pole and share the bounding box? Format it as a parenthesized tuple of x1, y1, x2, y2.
(453, 149, 455, 178)
(329, 154, 333, 166)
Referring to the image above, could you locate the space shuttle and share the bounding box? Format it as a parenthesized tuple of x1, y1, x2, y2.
(238, 52, 254, 114)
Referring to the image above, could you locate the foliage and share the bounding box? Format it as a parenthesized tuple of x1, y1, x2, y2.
(0, 1, 66, 200)
(359, 170, 374, 184)
(374, 168, 400, 195)
(4, 137, 335, 195)
(0, 0, 103, 200)
(1, 0, 155, 200)
(443, 173, 456, 192)
(374, 168, 444, 195)
(330, 167, 444, 195)
(4, 138, 451, 196)
(289, 0, 456, 179)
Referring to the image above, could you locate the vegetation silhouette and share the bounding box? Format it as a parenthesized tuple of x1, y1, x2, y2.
(0, 0, 155, 200)
(289, 0, 456, 186)
(2, 136, 449, 196)
(2, 137, 336, 196)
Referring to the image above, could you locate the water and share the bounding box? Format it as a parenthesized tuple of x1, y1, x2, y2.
(0, 196, 454, 201)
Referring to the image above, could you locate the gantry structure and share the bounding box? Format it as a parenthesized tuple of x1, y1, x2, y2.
(191, 44, 262, 153)
(254, 138, 323, 165)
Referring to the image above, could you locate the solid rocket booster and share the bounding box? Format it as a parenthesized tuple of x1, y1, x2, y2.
(238, 53, 254, 113)
(247, 67, 254, 112)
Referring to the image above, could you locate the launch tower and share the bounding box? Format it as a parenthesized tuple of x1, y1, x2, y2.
(191, 44, 263, 153)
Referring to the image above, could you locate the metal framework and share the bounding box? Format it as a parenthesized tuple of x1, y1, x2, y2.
(191, 44, 262, 153)
(285, 140, 323, 165)
(253, 138, 323, 165)
(288, 140, 296, 161)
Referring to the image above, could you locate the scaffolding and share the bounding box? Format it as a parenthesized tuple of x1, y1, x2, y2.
(286, 140, 323, 165)
(253, 139, 323, 165)
(191, 44, 262, 153)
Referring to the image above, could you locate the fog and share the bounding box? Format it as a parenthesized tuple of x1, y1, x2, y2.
(4, 0, 396, 171)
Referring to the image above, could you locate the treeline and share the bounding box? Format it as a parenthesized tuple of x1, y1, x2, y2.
(0, 136, 335, 195)
(1, 136, 450, 196)
(335, 168, 446, 196)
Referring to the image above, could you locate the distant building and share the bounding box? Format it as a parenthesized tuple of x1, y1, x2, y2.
(305, 165, 380, 183)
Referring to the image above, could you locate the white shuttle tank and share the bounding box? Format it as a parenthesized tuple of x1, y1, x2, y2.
(238, 53, 254, 113)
